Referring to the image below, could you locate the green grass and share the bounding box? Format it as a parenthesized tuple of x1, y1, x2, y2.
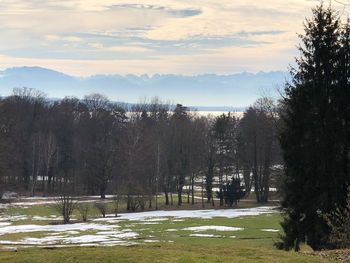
(0, 202, 335, 263)
(0, 241, 333, 263)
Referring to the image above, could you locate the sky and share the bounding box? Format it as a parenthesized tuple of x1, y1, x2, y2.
(0, 0, 347, 76)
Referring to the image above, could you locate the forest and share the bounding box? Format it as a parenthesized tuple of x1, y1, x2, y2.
(0, 88, 282, 209)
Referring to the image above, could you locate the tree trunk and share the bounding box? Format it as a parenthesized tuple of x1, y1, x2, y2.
(201, 175, 204, 208)
(187, 186, 190, 204)
(253, 133, 261, 203)
(165, 192, 169, 205)
(177, 190, 182, 206)
(100, 184, 106, 199)
(126, 195, 130, 210)
(191, 173, 195, 205)
(219, 173, 224, 206)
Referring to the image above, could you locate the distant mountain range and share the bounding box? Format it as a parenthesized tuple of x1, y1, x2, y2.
(0, 66, 289, 108)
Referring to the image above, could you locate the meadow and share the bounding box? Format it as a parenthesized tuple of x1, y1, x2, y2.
(0, 196, 335, 263)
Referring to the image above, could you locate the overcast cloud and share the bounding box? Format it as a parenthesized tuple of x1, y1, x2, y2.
(0, 0, 345, 76)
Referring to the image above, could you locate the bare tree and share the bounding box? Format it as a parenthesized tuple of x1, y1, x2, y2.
(95, 202, 108, 218)
(54, 194, 77, 224)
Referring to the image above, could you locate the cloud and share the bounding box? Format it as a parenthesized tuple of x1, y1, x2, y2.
(46, 35, 82, 43)
(0, 0, 348, 75)
(88, 42, 104, 49)
(88, 43, 153, 53)
(107, 4, 202, 17)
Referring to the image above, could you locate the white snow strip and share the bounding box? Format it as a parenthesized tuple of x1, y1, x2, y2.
(144, 240, 160, 243)
(0, 215, 28, 222)
(0, 201, 56, 208)
(93, 207, 276, 222)
(166, 229, 178, 232)
(109, 232, 138, 239)
(62, 235, 113, 244)
(48, 231, 79, 236)
(183, 226, 244, 232)
(22, 236, 66, 245)
(0, 230, 139, 247)
(261, 229, 280, 232)
(0, 223, 115, 235)
(32, 216, 60, 221)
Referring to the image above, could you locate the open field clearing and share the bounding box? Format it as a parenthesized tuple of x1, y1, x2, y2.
(0, 197, 335, 262)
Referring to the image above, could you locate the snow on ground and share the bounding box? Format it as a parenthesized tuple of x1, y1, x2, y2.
(0, 201, 55, 209)
(0, 195, 116, 209)
(32, 216, 60, 221)
(261, 229, 280, 232)
(183, 226, 244, 232)
(0, 206, 277, 249)
(0, 232, 139, 247)
(0, 225, 139, 247)
(166, 229, 178, 232)
(0, 215, 28, 222)
(93, 206, 276, 222)
(144, 240, 160, 243)
(0, 223, 115, 235)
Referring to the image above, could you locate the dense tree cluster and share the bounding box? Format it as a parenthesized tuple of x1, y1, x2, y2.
(279, 5, 350, 251)
(0, 88, 281, 209)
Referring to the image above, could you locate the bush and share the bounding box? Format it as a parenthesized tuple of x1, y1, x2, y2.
(95, 202, 108, 218)
(126, 195, 149, 212)
(54, 194, 77, 224)
(77, 203, 90, 222)
(127, 196, 139, 212)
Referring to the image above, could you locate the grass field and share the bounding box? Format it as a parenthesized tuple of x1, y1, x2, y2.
(0, 197, 335, 263)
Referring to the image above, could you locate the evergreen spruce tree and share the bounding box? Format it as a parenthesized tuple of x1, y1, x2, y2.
(279, 4, 350, 251)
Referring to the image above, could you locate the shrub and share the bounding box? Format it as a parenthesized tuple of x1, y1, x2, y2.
(95, 202, 108, 218)
(54, 194, 77, 224)
(77, 203, 90, 222)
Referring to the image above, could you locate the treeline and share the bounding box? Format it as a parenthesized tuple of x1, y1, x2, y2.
(0, 88, 282, 208)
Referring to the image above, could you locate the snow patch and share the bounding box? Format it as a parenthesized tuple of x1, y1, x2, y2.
(0, 223, 115, 235)
(166, 229, 178, 232)
(261, 229, 280, 232)
(103, 207, 275, 221)
(183, 226, 244, 232)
